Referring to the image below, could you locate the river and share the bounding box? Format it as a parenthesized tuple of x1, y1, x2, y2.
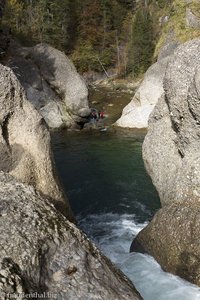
(52, 87, 200, 300)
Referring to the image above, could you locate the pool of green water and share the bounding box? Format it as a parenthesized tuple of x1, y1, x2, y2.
(52, 129, 160, 222)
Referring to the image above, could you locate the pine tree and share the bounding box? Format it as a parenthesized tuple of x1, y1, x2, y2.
(127, 9, 154, 76)
(40, 0, 70, 48)
(3, 0, 23, 32)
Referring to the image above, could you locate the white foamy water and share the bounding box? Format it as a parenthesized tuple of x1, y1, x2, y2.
(79, 213, 200, 300)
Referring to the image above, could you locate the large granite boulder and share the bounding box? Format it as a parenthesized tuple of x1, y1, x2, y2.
(131, 38, 200, 285)
(143, 38, 200, 206)
(115, 52, 174, 129)
(0, 63, 73, 220)
(0, 171, 142, 300)
(32, 44, 88, 113)
(7, 43, 89, 129)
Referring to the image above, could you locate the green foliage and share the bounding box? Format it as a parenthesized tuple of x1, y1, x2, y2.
(72, 41, 115, 73)
(72, 0, 130, 73)
(157, 0, 168, 9)
(154, 0, 200, 56)
(116, 0, 136, 11)
(2, 0, 23, 31)
(127, 9, 155, 76)
(2, 0, 164, 78)
(2, 0, 76, 50)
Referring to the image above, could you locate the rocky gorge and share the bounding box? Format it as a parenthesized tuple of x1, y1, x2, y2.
(1, 32, 200, 300)
(1, 0, 200, 298)
(0, 60, 142, 299)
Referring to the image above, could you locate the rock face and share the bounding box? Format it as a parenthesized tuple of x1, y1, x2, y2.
(0, 63, 73, 220)
(115, 50, 175, 129)
(132, 38, 200, 286)
(7, 43, 89, 129)
(0, 171, 142, 300)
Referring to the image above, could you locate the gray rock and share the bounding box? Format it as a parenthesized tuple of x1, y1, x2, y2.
(31, 43, 89, 114)
(7, 55, 43, 91)
(40, 102, 66, 129)
(0, 172, 142, 300)
(7, 43, 89, 129)
(131, 199, 200, 286)
(115, 56, 171, 129)
(186, 8, 200, 29)
(132, 38, 200, 286)
(142, 94, 182, 205)
(0, 63, 73, 220)
(143, 38, 200, 206)
(77, 107, 91, 118)
(157, 41, 180, 61)
(159, 15, 169, 26)
(115, 28, 180, 129)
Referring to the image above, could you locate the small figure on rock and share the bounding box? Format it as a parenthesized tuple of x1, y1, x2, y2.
(90, 108, 99, 121)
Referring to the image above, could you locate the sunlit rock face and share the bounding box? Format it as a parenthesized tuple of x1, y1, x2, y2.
(115, 46, 176, 129)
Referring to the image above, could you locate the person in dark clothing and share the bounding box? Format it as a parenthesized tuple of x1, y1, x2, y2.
(90, 108, 99, 121)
